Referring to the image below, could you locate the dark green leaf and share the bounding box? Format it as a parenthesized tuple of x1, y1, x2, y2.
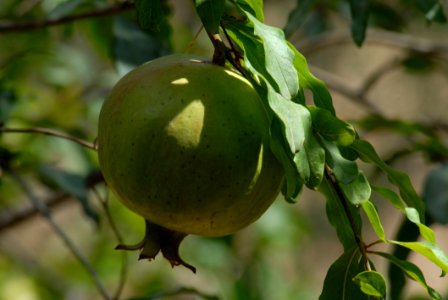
(369, 2, 405, 31)
(319, 178, 361, 250)
(371, 184, 406, 211)
(347, 0, 371, 46)
(194, 0, 226, 34)
(0, 83, 17, 124)
(350, 139, 425, 219)
(134, 0, 163, 32)
(352, 271, 386, 298)
(423, 164, 448, 224)
(284, 0, 314, 37)
(39, 165, 99, 225)
(113, 17, 171, 75)
(362, 201, 385, 241)
(319, 247, 366, 300)
(309, 106, 356, 146)
(375, 251, 442, 300)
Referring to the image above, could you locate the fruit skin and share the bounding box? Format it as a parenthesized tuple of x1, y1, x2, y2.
(98, 54, 284, 237)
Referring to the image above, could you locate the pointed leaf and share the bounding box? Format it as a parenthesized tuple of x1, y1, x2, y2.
(287, 42, 335, 114)
(246, 14, 298, 99)
(352, 271, 386, 298)
(309, 106, 356, 146)
(350, 139, 425, 218)
(235, 0, 264, 21)
(339, 172, 371, 206)
(405, 207, 436, 243)
(194, 0, 226, 33)
(319, 178, 361, 250)
(319, 247, 366, 300)
(388, 241, 448, 274)
(423, 164, 448, 224)
(374, 251, 442, 300)
(347, 0, 371, 46)
(371, 184, 405, 211)
(362, 201, 385, 241)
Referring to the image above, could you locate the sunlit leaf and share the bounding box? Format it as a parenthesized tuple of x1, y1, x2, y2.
(235, 0, 264, 21)
(405, 207, 436, 243)
(374, 251, 442, 300)
(352, 271, 386, 298)
(350, 139, 425, 218)
(388, 241, 448, 274)
(362, 201, 385, 241)
(247, 14, 298, 99)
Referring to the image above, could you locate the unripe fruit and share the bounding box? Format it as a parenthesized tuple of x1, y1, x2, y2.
(97, 54, 284, 270)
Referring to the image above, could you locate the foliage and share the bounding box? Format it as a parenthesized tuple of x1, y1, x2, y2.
(0, 0, 447, 299)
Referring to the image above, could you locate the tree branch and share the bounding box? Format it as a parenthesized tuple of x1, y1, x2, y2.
(0, 192, 69, 232)
(0, 1, 134, 34)
(0, 127, 97, 150)
(9, 170, 111, 300)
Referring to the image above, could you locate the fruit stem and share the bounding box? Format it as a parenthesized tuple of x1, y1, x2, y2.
(205, 30, 227, 66)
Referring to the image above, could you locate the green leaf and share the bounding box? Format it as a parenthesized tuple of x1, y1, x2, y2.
(48, 0, 87, 20)
(113, 17, 171, 76)
(423, 164, 448, 224)
(194, 0, 226, 34)
(347, 0, 371, 46)
(135, 0, 166, 32)
(319, 178, 361, 250)
(301, 132, 325, 188)
(284, 0, 314, 37)
(362, 201, 385, 241)
(374, 251, 442, 300)
(371, 184, 406, 211)
(287, 42, 335, 114)
(267, 86, 311, 154)
(309, 106, 356, 146)
(235, 0, 264, 21)
(246, 14, 299, 99)
(388, 241, 448, 274)
(405, 207, 436, 243)
(416, 0, 447, 23)
(339, 172, 371, 206)
(319, 247, 367, 300)
(350, 139, 425, 219)
(352, 271, 386, 298)
(38, 165, 99, 225)
(322, 138, 358, 184)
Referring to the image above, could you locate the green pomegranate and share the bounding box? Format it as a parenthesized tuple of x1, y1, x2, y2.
(97, 54, 284, 271)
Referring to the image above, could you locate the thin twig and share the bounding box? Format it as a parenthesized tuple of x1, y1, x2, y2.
(0, 127, 97, 150)
(0, 1, 134, 34)
(9, 170, 111, 300)
(92, 187, 128, 300)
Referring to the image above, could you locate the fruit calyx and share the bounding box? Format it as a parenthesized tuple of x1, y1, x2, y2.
(115, 220, 196, 273)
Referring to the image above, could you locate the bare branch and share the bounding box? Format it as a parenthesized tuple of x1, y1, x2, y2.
(0, 127, 97, 150)
(297, 29, 448, 57)
(0, 1, 134, 34)
(0, 192, 69, 232)
(9, 170, 111, 300)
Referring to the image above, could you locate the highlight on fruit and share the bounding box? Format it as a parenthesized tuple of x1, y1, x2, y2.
(97, 54, 285, 271)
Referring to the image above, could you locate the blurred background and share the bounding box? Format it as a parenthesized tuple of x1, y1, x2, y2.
(1, 0, 448, 299)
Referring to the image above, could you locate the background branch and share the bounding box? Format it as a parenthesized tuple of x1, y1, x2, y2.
(0, 1, 134, 34)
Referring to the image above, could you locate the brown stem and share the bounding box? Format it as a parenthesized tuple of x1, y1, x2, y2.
(0, 1, 134, 34)
(205, 30, 227, 66)
(0, 127, 97, 150)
